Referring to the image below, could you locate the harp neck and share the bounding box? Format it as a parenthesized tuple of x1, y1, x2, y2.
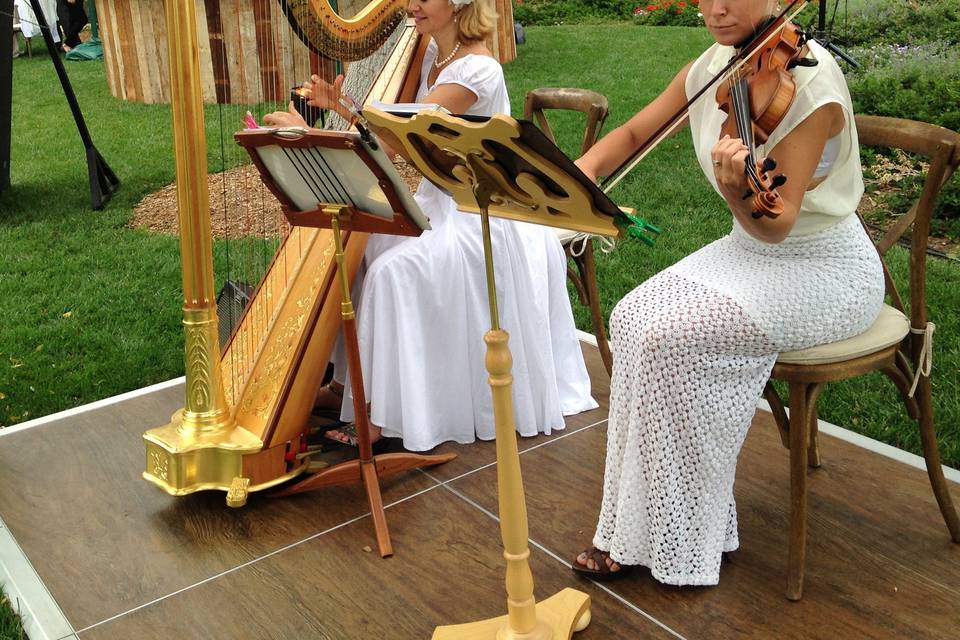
(284, 0, 410, 61)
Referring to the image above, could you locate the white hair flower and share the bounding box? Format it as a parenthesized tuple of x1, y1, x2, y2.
(450, 0, 474, 6)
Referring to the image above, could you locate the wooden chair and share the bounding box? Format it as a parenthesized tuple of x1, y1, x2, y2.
(523, 87, 613, 376)
(12, 20, 32, 58)
(763, 115, 960, 600)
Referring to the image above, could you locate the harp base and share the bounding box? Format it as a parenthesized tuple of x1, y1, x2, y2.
(143, 412, 308, 505)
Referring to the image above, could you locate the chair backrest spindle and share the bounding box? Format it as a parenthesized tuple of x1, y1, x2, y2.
(523, 88, 609, 156)
(854, 115, 960, 339)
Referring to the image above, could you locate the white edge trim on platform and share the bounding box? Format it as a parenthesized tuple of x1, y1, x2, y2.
(0, 377, 186, 438)
(577, 330, 598, 347)
(0, 338, 601, 437)
(756, 399, 960, 484)
(577, 330, 959, 483)
(0, 515, 78, 640)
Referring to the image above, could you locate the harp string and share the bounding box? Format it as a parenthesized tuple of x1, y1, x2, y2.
(214, 0, 403, 403)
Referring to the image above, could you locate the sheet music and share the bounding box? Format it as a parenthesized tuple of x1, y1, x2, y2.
(251, 131, 430, 232)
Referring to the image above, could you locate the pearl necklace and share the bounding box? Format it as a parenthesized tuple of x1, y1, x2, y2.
(434, 41, 462, 69)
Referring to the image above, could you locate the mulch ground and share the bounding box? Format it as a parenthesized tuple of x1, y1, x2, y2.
(128, 156, 957, 259)
(857, 150, 959, 257)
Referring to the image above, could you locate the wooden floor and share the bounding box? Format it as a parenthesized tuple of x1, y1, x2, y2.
(0, 344, 958, 639)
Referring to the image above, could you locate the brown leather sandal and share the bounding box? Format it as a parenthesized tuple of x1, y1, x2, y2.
(571, 547, 634, 582)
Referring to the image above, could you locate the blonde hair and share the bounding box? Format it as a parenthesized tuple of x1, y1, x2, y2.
(456, 0, 498, 43)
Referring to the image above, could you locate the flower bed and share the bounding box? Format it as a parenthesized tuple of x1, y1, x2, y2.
(631, 0, 701, 26)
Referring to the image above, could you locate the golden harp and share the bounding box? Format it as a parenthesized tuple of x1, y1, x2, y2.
(141, 0, 426, 504)
(142, 0, 515, 508)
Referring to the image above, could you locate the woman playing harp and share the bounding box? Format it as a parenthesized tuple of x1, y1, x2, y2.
(265, 0, 598, 451)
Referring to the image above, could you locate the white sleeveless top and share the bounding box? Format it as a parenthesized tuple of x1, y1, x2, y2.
(417, 40, 511, 117)
(685, 39, 864, 236)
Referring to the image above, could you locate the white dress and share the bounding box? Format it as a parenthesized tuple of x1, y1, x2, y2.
(14, 0, 60, 42)
(592, 41, 885, 585)
(334, 41, 598, 452)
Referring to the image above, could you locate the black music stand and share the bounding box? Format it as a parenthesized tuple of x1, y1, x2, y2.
(24, 0, 119, 208)
(812, 0, 858, 68)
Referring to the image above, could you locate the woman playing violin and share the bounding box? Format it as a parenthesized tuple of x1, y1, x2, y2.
(573, 0, 884, 585)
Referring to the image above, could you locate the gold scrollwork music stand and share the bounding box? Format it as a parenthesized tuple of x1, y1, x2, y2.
(362, 106, 629, 639)
(234, 126, 457, 557)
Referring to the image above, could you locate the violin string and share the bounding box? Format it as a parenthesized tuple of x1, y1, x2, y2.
(601, 0, 810, 195)
(729, 71, 763, 191)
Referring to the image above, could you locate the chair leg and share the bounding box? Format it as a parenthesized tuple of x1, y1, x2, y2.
(914, 375, 960, 542)
(806, 384, 823, 469)
(881, 362, 920, 420)
(576, 241, 612, 378)
(787, 381, 810, 601)
(763, 381, 789, 449)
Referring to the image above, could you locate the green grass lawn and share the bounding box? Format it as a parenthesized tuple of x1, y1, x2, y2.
(0, 591, 22, 640)
(2, 21, 958, 499)
(1, 23, 959, 638)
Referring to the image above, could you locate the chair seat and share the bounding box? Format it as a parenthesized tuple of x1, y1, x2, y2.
(776, 304, 909, 365)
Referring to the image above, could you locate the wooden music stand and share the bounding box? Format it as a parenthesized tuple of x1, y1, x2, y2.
(361, 106, 633, 639)
(235, 126, 456, 558)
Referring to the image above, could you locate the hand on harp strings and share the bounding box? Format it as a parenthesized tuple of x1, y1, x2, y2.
(263, 73, 358, 131)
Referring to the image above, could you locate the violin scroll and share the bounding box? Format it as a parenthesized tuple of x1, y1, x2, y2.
(747, 157, 786, 219)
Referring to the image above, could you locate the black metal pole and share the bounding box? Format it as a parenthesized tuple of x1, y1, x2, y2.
(28, 0, 119, 209)
(0, 1, 13, 193)
(812, 0, 858, 68)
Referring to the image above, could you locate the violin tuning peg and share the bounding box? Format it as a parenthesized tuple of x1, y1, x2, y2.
(771, 174, 787, 188)
(761, 157, 777, 172)
(751, 210, 764, 220)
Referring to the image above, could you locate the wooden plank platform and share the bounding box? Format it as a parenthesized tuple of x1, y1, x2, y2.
(0, 343, 957, 639)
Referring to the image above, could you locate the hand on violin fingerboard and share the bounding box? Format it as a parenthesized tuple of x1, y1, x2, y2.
(711, 135, 756, 217)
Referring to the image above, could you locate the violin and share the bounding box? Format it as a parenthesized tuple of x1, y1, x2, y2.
(600, 1, 816, 212)
(715, 16, 817, 220)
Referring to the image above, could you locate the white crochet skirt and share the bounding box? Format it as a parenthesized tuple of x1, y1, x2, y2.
(593, 214, 884, 586)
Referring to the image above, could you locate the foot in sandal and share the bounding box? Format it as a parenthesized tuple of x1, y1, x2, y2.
(323, 421, 383, 448)
(571, 547, 634, 582)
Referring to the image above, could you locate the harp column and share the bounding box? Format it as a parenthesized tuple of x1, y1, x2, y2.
(165, 0, 230, 435)
(142, 0, 261, 505)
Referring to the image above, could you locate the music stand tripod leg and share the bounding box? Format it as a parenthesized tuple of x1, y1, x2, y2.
(330, 208, 394, 558)
(273, 208, 456, 554)
(432, 158, 591, 640)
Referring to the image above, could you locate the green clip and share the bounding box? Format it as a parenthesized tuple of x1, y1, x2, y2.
(616, 212, 662, 247)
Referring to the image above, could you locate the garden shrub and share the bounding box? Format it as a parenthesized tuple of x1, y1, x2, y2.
(846, 41, 960, 232)
(513, 0, 636, 25)
(834, 0, 960, 47)
(848, 43, 960, 133)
